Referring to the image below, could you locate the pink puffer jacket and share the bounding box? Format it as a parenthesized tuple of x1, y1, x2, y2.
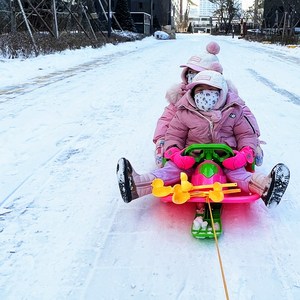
(153, 82, 186, 143)
(153, 81, 260, 144)
(152, 63, 190, 144)
(164, 90, 258, 152)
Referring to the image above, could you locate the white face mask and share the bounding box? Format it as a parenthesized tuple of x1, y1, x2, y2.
(194, 90, 220, 111)
(186, 72, 196, 84)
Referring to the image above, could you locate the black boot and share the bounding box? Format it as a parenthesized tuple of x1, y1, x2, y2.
(116, 158, 139, 203)
(249, 163, 290, 208)
(116, 158, 155, 203)
(262, 163, 290, 208)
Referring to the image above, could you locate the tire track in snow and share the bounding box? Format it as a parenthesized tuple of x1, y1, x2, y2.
(0, 44, 143, 208)
(247, 68, 300, 105)
(0, 126, 110, 297)
(221, 38, 300, 66)
(0, 147, 63, 207)
(0, 50, 136, 102)
(78, 197, 122, 298)
(0, 97, 125, 297)
(266, 211, 297, 300)
(0, 99, 121, 213)
(265, 180, 300, 298)
(0, 121, 98, 209)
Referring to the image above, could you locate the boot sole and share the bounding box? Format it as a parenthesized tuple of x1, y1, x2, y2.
(263, 163, 290, 208)
(116, 158, 133, 203)
(117, 158, 140, 203)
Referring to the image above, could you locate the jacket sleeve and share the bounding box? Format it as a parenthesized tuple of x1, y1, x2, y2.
(233, 109, 258, 151)
(152, 103, 177, 143)
(164, 112, 189, 150)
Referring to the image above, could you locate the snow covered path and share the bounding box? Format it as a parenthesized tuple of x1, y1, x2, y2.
(0, 34, 300, 299)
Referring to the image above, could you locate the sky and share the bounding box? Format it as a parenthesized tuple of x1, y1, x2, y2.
(242, 0, 254, 10)
(0, 33, 300, 299)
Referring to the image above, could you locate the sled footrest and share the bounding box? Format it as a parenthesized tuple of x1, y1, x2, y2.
(191, 203, 222, 239)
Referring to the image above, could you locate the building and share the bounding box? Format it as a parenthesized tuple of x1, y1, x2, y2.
(199, 0, 217, 16)
(189, 2, 199, 18)
(188, 0, 218, 33)
(110, 0, 183, 33)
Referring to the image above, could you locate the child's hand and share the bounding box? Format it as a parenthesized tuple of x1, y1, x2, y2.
(164, 147, 196, 170)
(222, 146, 254, 170)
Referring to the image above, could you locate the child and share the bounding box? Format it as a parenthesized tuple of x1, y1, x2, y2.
(153, 42, 263, 168)
(117, 70, 290, 208)
(153, 42, 223, 168)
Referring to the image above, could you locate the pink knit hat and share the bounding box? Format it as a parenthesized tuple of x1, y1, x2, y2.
(180, 41, 223, 82)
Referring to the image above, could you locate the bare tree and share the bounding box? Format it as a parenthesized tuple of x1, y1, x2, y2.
(177, 0, 198, 32)
(281, 0, 300, 33)
(209, 0, 241, 34)
(243, 0, 264, 28)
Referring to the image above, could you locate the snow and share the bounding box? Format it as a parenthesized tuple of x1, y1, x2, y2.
(1, 33, 300, 299)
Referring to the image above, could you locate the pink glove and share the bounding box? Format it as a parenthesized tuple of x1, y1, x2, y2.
(222, 146, 254, 170)
(164, 147, 195, 170)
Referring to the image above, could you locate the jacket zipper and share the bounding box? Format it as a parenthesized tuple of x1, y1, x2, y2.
(244, 115, 256, 134)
